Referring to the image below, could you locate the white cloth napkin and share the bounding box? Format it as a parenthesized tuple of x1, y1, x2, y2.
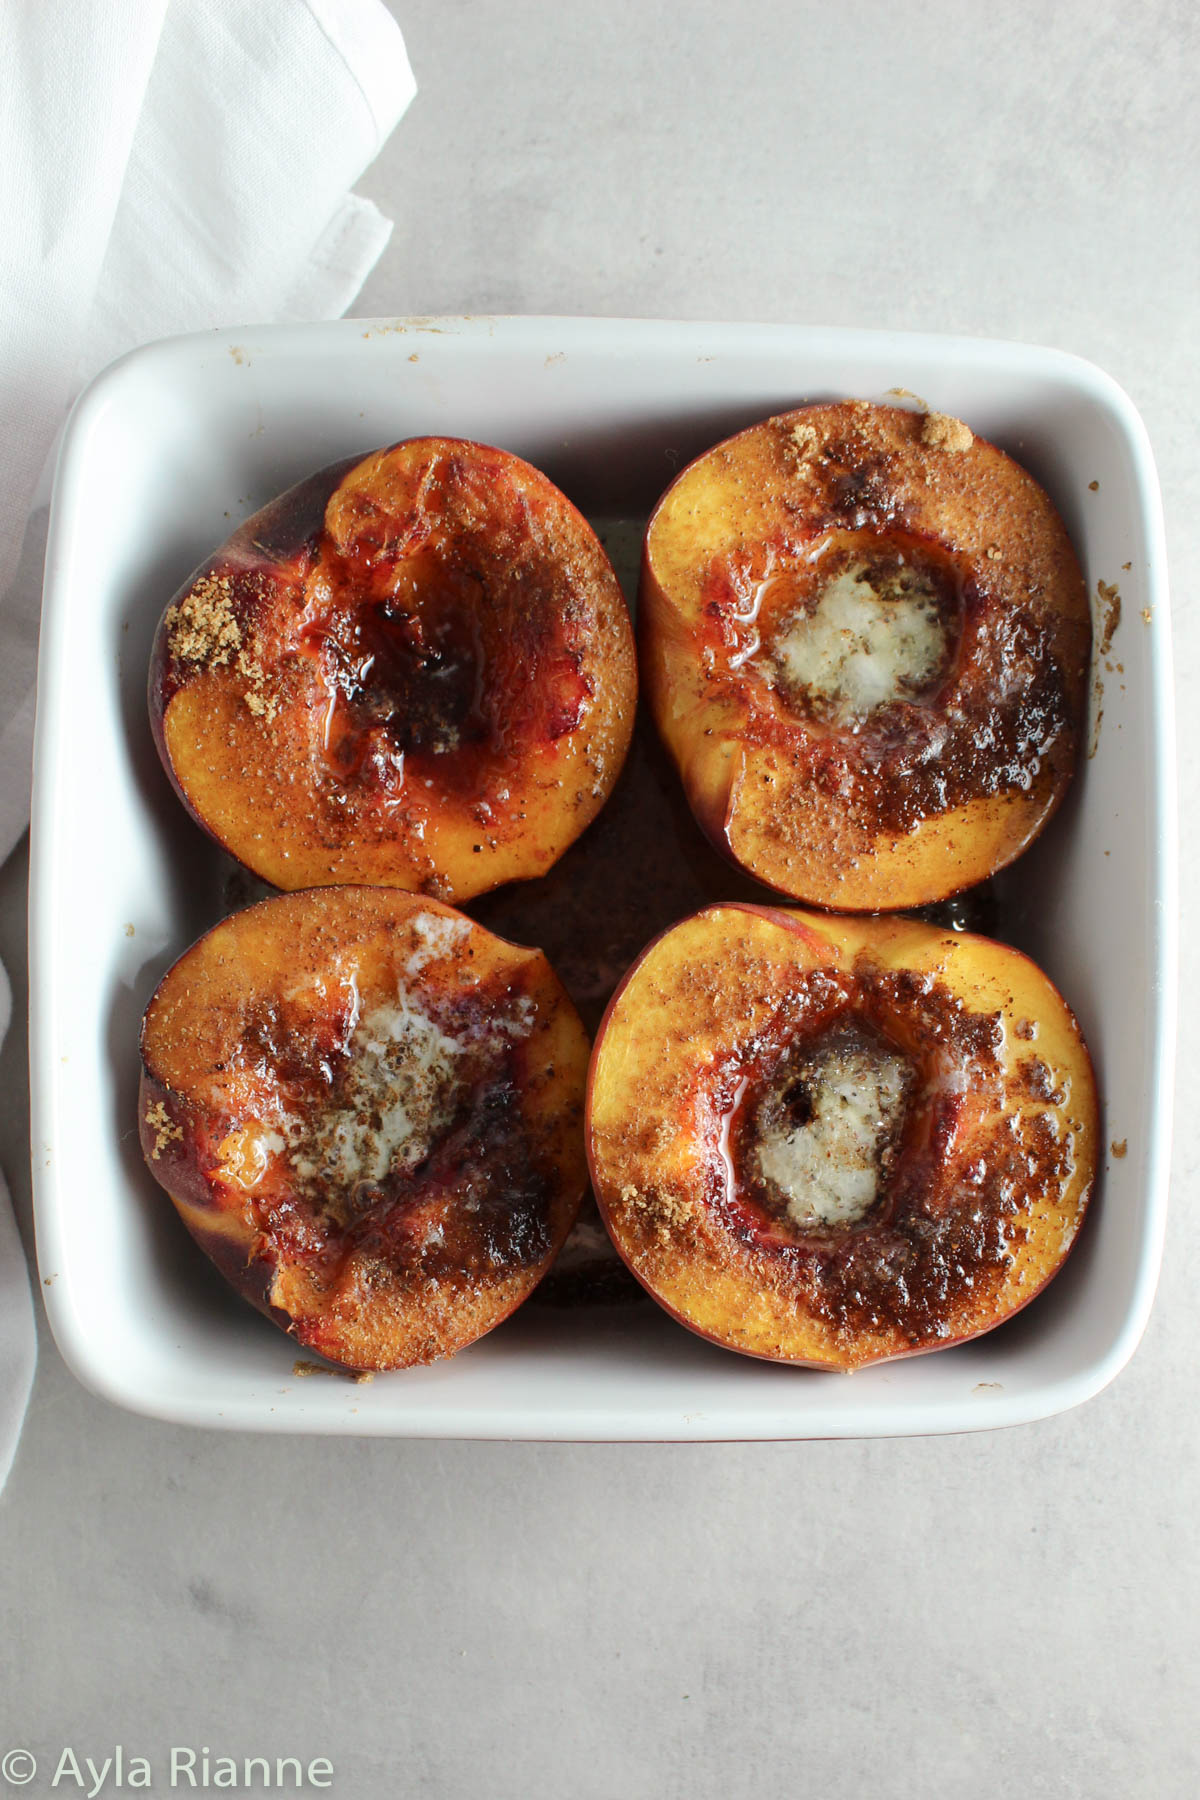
(0, 0, 416, 1488)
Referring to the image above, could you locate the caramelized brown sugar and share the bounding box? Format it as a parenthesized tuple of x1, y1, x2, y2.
(640, 402, 1091, 910)
(150, 439, 637, 903)
(587, 904, 1097, 1369)
(138, 887, 590, 1370)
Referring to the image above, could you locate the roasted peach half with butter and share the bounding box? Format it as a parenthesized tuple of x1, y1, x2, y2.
(149, 438, 636, 903)
(640, 401, 1091, 909)
(587, 905, 1097, 1370)
(139, 887, 590, 1370)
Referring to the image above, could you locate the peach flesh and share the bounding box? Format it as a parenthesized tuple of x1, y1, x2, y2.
(587, 903, 1099, 1370)
(139, 887, 591, 1370)
(639, 402, 1091, 911)
(149, 438, 637, 903)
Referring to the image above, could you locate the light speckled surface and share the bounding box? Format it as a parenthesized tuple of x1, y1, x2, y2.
(2, 2, 1196, 1793)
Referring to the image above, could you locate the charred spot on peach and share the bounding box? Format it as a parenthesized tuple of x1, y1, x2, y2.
(138, 887, 590, 1370)
(149, 439, 637, 903)
(639, 402, 1091, 910)
(586, 905, 1097, 1370)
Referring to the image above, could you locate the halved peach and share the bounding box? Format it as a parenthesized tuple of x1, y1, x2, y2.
(149, 438, 637, 903)
(139, 887, 590, 1369)
(640, 402, 1091, 909)
(587, 904, 1097, 1369)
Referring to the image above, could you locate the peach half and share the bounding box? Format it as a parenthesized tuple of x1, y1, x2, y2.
(139, 887, 590, 1370)
(149, 438, 637, 903)
(639, 402, 1091, 910)
(587, 904, 1098, 1370)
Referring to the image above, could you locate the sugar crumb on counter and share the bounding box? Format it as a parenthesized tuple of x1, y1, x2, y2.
(920, 411, 973, 452)
(1111, 1138, 1128, 1158)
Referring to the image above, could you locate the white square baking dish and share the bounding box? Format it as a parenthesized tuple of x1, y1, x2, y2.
(30, 316, 1175, 1438)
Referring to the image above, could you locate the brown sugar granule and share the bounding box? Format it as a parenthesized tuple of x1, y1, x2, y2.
(1111, 1138, 1128, 1159)
(921, 411, 973, 453)
(789, 420, 821, 459)
(144, 1099, 182, 1157)
(242, 689, 276, 721)
(166, 571, 279, 721)
(621, 1179, 697, 1246)
(779, 418, 823, 474)
(1088, 480, 1100, 492)
(166, 573, 241, 667)
(236, 648, 279, 723)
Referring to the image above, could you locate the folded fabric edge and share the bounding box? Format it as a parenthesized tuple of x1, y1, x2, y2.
(300, 0, 418, 146)
(277, 192, 396, 323)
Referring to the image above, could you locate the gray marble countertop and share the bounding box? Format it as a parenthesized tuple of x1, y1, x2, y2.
(2, 3, 1196, 1794)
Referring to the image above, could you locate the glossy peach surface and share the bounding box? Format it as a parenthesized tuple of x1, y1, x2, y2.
(140, 886, 590, 1370)
(150, 438, 637, 903)
(588, 904, 1098, 1369)
(640, 402, 1091, 910)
